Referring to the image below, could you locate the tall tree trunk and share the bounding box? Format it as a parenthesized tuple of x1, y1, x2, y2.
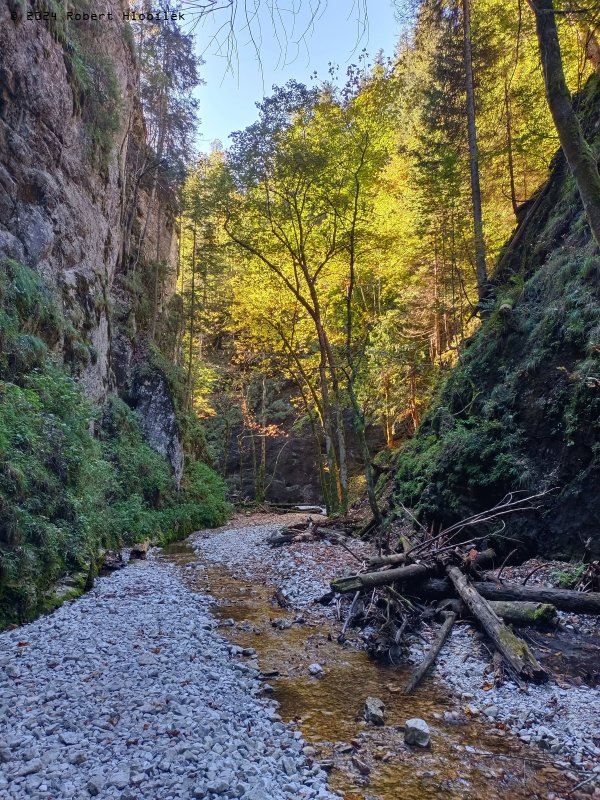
(432, 233, 442, 362)
(274, 324, 335, 511)
(331, 381, 349, 511)
(462, 0, 489, 301)
(383, 374, 394, 449)
(314, 307, 348, 511)
(151, 200, 162, 341)
(504, 76, 519, 219)
(133, 42, 169, 273)
(347, 381, 382, 524)
(408, 367, 419, 431)
(256, 374, 267, 503)
(186, 226, 197, 409)
(319, 351, 344, 513)
(293, 374, 333, 512)
(530, 0, 600, 247)
(312, 300, 347, 513)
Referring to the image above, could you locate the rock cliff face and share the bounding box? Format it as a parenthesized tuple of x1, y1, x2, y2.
(217, 403, 385, 506)
(221, 424, 323, 504)
(129, 366, 185, 485)
(0, 0, 182, 472)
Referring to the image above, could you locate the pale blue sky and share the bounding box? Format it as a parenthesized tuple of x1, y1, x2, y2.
(191, 1, 402, 151)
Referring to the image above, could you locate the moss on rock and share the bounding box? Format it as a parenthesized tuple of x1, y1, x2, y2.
(394, 76, 600, 559)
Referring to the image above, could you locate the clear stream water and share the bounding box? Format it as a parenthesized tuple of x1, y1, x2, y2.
(163, 540, 576, 800)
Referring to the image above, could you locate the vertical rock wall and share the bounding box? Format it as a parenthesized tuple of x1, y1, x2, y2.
(0, 0, 183, 474)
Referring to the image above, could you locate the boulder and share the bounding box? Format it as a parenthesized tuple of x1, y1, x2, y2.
(130, 540, 150, 560)
(364, 697, 385, 726)
(404, 718, 430, 747)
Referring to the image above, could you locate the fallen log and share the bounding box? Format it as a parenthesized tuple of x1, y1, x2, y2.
(268, 525, 356, 549)
(439, 598, 558, 626)
(404, 611, 456, 694)
(267, 533, 299, 547)
(418, 578, 600, 615)
(476, 582, 600, 614)
(367, 547, 497, 572)
(446, 566, 548, 683)
(331, 563, 434, 594)
(487, 600, 557, 626)
(262, 503, 324, 514)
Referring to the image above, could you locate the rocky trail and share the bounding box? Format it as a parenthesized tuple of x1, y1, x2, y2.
(1, 512, 599, 800)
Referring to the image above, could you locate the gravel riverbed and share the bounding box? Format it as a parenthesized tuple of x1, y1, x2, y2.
(0, 553, 338, 800)
(192, 515, 600, 795)
(2, 514, 599, 800)
(191, 513, 367, 614)
(432, 626, 600, 773)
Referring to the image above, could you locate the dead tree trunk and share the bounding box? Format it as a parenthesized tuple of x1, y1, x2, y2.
(420, 578, 600, 615)
(404, 611, 456, 694)
(440, 598, 558, 626)
(331, 563, 434, 594)
(462, 0, 489, 300)
(487, 600, 557, 626)
(446, 567, 548, 682)
(367, 548, 496, 571)
(504, 75, 519, 219)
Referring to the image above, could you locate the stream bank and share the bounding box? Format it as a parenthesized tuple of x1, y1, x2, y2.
(0, 552, 335, 800)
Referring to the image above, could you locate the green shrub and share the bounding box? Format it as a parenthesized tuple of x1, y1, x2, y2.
(0, 372, 108, 626)
(551, 563, 586, 589)
(180, 461, 231, 527)
(395, 414, 532, 523)
(0, 261, 230, 627)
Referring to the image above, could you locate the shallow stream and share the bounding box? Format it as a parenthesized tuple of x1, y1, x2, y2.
(163, 539, 576, 800)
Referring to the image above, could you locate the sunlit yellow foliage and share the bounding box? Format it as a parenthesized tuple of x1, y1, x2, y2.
(177, 0, 595, 503)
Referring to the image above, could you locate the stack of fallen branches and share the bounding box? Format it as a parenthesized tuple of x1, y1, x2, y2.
(328, 491, 600, 693)
(266, 518, 356, 549)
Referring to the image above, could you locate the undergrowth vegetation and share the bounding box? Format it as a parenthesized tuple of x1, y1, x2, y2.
(395, 241, 600, 543)
(0, 259, 229, 628)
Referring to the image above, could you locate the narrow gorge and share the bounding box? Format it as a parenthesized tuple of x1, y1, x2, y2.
(0, 1, 599, 799)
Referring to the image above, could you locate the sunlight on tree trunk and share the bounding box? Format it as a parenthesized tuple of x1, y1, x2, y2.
(530, 0, 600, 248)
(462, 0, 489, 302)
